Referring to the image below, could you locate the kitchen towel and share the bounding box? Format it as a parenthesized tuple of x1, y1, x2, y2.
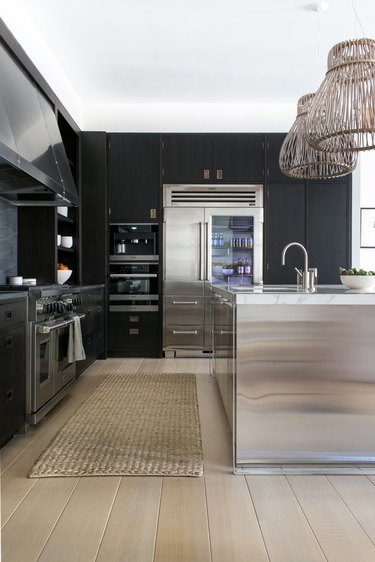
(68, 315, 86, 362)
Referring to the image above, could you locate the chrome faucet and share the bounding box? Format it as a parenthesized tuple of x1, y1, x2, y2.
(281, 242, 316, 291)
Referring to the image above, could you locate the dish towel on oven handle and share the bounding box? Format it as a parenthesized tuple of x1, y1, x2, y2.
(68, 315, 86, 362)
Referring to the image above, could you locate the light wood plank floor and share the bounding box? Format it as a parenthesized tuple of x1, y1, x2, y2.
(2, 357, 375, 561)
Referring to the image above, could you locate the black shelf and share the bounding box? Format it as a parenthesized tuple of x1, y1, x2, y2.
(58, 246, 74, 253)
(57, 214, 74, 224)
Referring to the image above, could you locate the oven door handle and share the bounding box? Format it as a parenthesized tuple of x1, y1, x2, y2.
(37, 314, 85, 334)
(110, 274, 157, 278)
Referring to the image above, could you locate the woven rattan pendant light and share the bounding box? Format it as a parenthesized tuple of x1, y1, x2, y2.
(306, 38, 375, 152)
(279, 93, 358, 179)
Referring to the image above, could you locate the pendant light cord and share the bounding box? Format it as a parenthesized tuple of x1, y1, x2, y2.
(316, 8, 321, 90)
(352, 0, 365, 37)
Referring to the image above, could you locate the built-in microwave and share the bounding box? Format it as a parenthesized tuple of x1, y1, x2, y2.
(109, 262, 159, 312)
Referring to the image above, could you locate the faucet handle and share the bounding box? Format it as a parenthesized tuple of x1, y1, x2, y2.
(294, 267, 303, 277)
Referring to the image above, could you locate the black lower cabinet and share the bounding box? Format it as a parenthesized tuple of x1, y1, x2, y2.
(108, 312, 160, 357)
(76, 287, 105, 377)
(0, 299, 26, 448)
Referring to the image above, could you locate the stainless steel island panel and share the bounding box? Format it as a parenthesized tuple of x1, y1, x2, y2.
(236, 304, 375, 468)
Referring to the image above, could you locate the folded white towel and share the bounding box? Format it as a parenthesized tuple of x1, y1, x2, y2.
(68, 316, 86, 362)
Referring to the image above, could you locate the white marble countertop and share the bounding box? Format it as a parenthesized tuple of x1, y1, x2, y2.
(212, 284, 375, 305)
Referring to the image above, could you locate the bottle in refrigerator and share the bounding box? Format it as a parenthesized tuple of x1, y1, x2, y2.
(236, 259, 244, 275)
(244, 259, 251, 275)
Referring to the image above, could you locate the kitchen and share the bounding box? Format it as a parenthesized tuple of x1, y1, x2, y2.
(2, 1, 375, 561)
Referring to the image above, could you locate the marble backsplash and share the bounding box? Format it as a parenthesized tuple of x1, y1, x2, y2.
(0, 200, 17, 284)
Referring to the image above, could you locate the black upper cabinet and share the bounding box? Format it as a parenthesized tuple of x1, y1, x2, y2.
(265, 133, 292, 182)
(162, 134, 212, 183)
(265, 182, 306, 284)
(162, 133, 265, 184)
(108, 133, 161, 222)
(213, 134, 265, 183)
(308, 181, 351, 284)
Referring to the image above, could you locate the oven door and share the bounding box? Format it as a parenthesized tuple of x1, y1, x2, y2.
(109, 263, 159, 312)
(32, 325, 54, 412)
(54, 322, 76, 393)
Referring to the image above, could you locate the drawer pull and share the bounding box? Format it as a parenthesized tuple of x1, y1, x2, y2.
(219, 330, 233, 335)
(216, 169, 223, 180)
(129, 316, 139, 323)
(5, 310, 13, 321)
(172, 301, 198, 305)
(129, 328, 139, 335)
(5, 335, 13, 348)
(172, 330, 198, 335)
(203, 169, 210, 179)
(5, 388, 14, 402)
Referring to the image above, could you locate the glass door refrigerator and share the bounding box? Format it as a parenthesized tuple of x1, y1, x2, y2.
(163, 184, 263, 356)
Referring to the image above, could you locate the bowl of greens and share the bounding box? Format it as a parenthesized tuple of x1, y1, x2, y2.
(339, 267, 375, 290)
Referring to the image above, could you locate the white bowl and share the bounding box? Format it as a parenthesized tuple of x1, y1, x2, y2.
(340, 275, 375, 290)
(57, 206, 68, 217)
(57, 269, 72, 284)
(60, 236, 73, 248)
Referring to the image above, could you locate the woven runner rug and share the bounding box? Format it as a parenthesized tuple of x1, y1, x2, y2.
(29, 372, 203, 478)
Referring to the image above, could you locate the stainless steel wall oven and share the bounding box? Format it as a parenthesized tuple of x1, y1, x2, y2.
(109, 262, 159, 312)
(108, 224, 160, 357)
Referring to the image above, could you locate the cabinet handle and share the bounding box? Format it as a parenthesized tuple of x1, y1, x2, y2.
(5, 310, 13, 321)
(150, 208, 157, 219)
(5, 388, 14, 402)
(203, 169, 210, 180)
(5, 335, 13, 349)
(172, 330, 198, 335)
(172, 301, 198, 305)
(129, 315, 139, 322)
(216, 169, 223, 180)
(129, 328, 139, 335)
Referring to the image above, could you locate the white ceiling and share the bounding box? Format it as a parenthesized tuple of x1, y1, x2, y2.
(1, 0, 375, 130)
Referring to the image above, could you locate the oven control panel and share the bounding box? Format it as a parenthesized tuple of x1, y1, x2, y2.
(36, 294, 82, 319)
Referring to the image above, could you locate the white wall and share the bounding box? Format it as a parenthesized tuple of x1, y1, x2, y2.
(358, 152, 375, 270)
(0, 1, 83, 127)
(83, 102, 296, 133)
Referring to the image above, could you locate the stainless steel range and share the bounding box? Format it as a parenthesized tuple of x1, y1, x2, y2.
(21, 286, 85, 425)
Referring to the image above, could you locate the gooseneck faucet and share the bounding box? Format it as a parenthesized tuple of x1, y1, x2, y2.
(281, 242, 312, 291)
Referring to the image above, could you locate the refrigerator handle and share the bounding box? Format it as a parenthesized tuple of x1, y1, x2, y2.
(205, 222, 210, 281)
(199, 222, 205, 280)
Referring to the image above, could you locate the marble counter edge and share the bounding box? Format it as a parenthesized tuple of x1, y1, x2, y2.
(211, 284, 375, 305)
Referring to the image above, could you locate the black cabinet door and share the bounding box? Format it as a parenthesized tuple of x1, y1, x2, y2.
(162, 134, 212, 183)
(108, 134, 160, 222)
(265, 183, 306, 284)
(162, 133, 265, 184)
(108, 312, 160, 357)
(213, 134, 265, 183)
(266, 133, 292, 182)
(308, 181, 351, 284)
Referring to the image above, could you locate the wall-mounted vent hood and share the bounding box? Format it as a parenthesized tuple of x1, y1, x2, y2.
(0, 41, 79, 206)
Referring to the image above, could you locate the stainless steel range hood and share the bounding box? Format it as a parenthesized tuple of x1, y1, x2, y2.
(0, 40, 79, 206)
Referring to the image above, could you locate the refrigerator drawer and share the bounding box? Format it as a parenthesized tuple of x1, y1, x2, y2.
(164, 297, 204, 325)
(164, 325, 204, 349)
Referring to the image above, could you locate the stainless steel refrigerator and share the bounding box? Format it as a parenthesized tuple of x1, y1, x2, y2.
(163, 184, 263, 356)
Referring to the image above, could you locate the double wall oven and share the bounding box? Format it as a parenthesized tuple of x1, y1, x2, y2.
(108, 224, 160, 356)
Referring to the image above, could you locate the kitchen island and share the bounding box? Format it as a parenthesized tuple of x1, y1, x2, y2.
(211, 284, 375, 474)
